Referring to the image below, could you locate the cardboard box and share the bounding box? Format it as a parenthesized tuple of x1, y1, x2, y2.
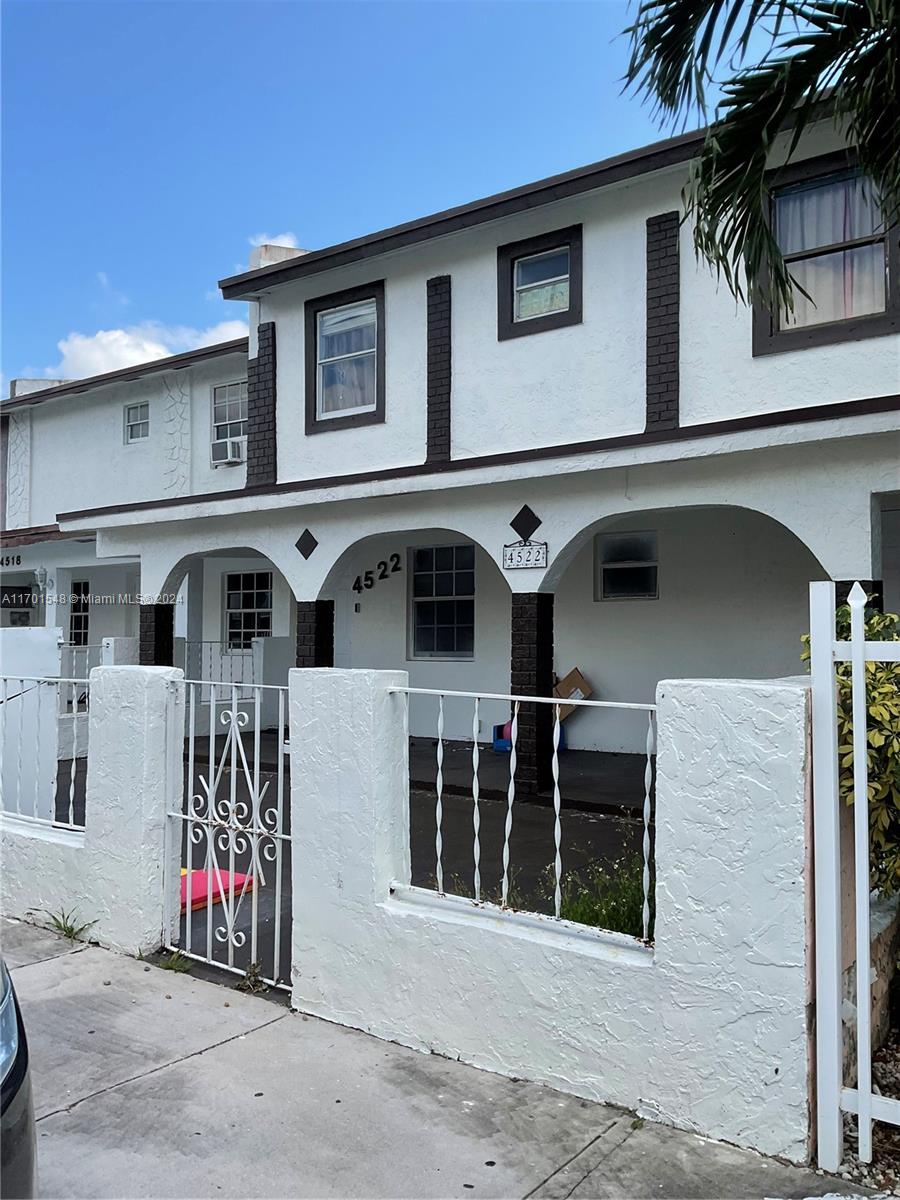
(553, 667, 593, 722)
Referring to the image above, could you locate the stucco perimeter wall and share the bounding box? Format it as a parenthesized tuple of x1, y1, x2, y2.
(1, 667, 183, 955)
(288, 670, 812, 1162)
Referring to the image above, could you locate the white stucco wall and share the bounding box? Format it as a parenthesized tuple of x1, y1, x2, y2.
(12, 352, 247, 530)
(1, 666, 184, 954)
(288, 668, 812, 1162)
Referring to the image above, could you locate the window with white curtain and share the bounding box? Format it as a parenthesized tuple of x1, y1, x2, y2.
(774, 171, 886, 329)
(316, 299, 377, 418)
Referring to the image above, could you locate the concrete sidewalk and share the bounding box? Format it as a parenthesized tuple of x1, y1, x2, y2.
(1, 919, 872, 1200)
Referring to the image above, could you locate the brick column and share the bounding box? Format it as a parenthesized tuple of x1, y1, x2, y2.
(246, 321, 277, 488)
(296, 600, 334, 668)
(835, 579, 883, 611)
(426, 275, 451, 463)
(510, 593, 554, 793)
(645, 211, 680, 432)
(139, 604, 174, 666)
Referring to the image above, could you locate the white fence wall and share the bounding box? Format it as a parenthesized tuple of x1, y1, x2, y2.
(1, 666, 184, 954)
(288, 669, 813, 1163)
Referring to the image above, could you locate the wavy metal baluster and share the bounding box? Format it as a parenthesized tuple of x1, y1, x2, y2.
(68, 680, 80, 827)
(250, 687, 262, 968)
(226, 684, 239, 967)
(472, 696, 481, 903)
(206, 683, 217, 964)
(642, 711, 655, 942)
(501, 701, 519, 907)
(552, 704, 562, 918)
(16, 678, 24, 817)
(34, 679, 43, 821)
(185, 683, 196, 954)
(435, 695, 444, 892)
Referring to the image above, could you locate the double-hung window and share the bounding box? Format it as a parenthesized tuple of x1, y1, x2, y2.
(497, 225, 582, 340)
(754, 153, 898, 354)
(305, 282, 385, 433)
(212, 381, 248, 441)
(224, 571, 272, 649)
(124, 402, 149, 442)
(410, 544, 475, 659)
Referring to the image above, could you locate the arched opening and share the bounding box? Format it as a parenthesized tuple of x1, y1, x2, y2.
(161, 546, 297, 690)
(548, 504, 829, 754)
(319, 526, 512, 745)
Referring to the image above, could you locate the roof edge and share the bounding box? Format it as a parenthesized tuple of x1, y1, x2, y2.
(219, 128, 705, 299)
(1, 337, 249, 411)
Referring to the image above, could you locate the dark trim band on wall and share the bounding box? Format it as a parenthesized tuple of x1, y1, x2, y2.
(645, 212, 680, 431)
(245, 322, 277, 488)
(304, 281, 386, 435)
(497, 225, 583, 341)
(56, 391, 900, 526)
(426, 275, 452, 462)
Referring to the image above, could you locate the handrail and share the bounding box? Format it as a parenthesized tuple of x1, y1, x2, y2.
(388, 686, 656, 712)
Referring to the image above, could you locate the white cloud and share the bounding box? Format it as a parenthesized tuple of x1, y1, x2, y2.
(96, 270, 131, 306)
(248, 231, 299, 248)
(44, 319, 249, 380)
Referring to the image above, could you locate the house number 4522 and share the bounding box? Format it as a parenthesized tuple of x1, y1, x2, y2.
(352, 554, 401, 593)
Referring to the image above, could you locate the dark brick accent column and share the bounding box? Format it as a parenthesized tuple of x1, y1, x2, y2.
(246, 321, 277, 488)
(296, 600, 334, 668)
(835, 580, 884, 611)
(426, 276, 451, 462)
(510, 593, 554, 793)
(645, 212, 680, 432)
(139, 604, 174, 666)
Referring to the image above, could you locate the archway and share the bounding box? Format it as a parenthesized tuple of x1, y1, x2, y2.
(545, 504, 829, 754)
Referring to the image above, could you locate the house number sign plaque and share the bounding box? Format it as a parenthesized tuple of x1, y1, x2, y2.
(502, 541, 548, 570)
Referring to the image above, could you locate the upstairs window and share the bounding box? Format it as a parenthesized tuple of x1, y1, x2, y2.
(514, 246, 570, 321)
(596, 532, 658, 601)
(124, 402, 149, 442)
(212, 381, 248, 441)
(305, 282, 385, 433)
(754, 154, 898, 354)
(409, 544, 475, 659)
(224, 571, 272, 649)
(498, 225, 582, 340)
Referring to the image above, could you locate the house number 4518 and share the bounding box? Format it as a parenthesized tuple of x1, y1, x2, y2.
(352, 553, 401, 593)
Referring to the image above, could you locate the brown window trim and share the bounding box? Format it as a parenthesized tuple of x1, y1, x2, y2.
(304, 280, 385, 434)
(497, 225, 583, 341)
(752, 150, 900, 357)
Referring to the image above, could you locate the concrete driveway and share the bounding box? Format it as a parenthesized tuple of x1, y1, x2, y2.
(1, 919, 873, 1199)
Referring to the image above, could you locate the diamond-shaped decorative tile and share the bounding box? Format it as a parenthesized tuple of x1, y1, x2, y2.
(295, 529, 318, 560)
(510, 504, 541, 542)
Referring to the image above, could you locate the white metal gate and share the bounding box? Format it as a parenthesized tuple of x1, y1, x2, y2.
(164, 680, 292, 990)
(811, 580, 900, 1169)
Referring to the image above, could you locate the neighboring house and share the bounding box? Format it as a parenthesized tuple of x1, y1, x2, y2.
(2, 121, 899, 781)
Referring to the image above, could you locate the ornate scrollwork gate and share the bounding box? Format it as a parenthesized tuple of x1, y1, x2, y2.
(165, 680, 291, 990)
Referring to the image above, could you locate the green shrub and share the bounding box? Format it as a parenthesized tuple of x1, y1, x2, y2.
(802, 604, 900, 894)
(554, 856, 651, 940)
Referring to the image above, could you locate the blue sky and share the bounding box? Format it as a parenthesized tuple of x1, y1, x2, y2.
(2, 0, 675, 386)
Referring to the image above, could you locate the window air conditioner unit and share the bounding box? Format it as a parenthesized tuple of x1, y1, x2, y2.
(211, 438, 245, 467)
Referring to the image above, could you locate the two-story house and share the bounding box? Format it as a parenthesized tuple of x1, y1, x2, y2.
(3, 120, 899, 787)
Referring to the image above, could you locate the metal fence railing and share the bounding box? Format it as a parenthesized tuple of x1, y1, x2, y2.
(391, 686, 656, 943)
(0, 675, 90, 831)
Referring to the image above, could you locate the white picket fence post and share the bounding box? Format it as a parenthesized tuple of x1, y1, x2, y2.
(810, 580, 844, 1171)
